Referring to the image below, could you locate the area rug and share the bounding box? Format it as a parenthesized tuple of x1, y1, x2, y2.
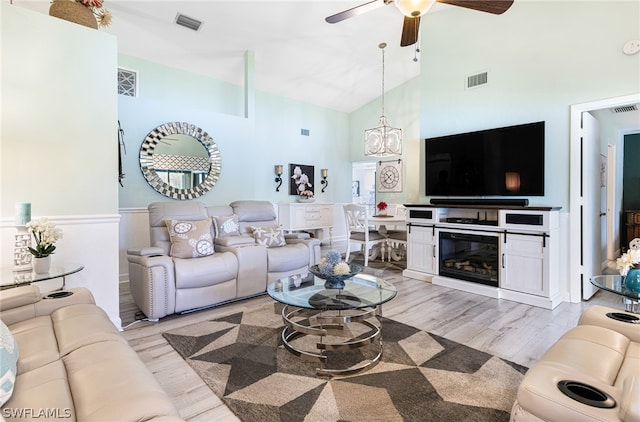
(162, 301, 527, 422)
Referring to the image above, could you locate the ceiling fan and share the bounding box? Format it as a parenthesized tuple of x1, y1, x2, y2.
(326, 0, 514, 47)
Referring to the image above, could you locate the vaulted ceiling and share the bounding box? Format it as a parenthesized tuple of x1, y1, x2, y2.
(12, 0, 640, 128)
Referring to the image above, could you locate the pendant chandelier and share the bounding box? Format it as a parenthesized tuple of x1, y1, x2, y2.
(364, 42, 402, 157)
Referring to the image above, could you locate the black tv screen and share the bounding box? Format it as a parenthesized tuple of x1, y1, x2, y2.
(425, 121, 545, 197)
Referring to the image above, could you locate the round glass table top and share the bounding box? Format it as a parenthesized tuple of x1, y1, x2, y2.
(590, 274, 640, 300)
(1, 263, 84, 290)
(267, 272, 397, 310)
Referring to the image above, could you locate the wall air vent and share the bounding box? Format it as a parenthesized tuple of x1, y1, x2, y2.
(175, 13, 202, 31)
(611, 104, 638, 113)
(466, 71, 488, 89)
(117, 67, 138, 97)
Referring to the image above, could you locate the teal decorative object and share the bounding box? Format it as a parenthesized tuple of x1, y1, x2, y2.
(624, 267, 640, 292)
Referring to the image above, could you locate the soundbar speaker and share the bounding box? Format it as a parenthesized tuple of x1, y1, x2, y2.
(429, 198, 529, 207)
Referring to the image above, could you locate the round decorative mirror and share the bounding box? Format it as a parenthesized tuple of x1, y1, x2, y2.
(139, 122, 221, 199)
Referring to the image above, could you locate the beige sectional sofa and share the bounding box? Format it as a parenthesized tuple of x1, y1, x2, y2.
(0, 285, 182, 421)
(510, 305, 640, 422)
(127, 200, 321, 320)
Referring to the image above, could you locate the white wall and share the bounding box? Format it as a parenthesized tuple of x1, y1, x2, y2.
(1, 4, 121, 327)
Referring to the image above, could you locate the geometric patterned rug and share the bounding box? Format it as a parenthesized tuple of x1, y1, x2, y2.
(162, 302, 527, 422)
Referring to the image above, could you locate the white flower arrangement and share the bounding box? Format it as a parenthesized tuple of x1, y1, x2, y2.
(26, 218, 63, 258)
(616, 249, 640, 276)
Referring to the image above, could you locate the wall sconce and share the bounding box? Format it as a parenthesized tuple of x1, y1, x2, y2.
(274, 165, 283, 192)
(321, 168, 328, 192)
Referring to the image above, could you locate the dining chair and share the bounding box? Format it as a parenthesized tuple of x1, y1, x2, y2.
(385, 205, 407, 261)
(343, 204, 387, 267)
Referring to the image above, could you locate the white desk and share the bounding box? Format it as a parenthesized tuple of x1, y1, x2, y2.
(368, 215, 406, 261)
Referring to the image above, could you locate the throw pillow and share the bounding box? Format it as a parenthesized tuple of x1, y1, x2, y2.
(251, 225, 286, 248)
(212, 214, 240, 238)
(165, 219, 215, 258)
(0, 320, 18, 406)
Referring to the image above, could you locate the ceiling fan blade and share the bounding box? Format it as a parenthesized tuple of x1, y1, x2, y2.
(437, 0, 514, 15)
(400, 15, 421, 47)
(325, 0, 386, 24)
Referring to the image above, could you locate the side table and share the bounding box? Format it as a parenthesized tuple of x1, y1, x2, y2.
(1, 263, 84, 294)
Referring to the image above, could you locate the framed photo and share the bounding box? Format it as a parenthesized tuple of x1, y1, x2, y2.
(352, 180, 360, 197)
(289, 164, 315, 195)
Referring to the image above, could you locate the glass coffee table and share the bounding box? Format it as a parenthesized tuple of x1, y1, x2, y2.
(590, 275, 640, 313)
(267, 272, 397, 376)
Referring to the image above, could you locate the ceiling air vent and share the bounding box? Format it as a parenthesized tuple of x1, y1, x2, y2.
(117, 67, 137, 97)
(175, 13, 202, 31)
(611, 104, 638, 113)
(466, 71, 488, 89)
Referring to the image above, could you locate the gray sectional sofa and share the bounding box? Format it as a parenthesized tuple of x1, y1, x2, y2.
(127, 200, 321, 320)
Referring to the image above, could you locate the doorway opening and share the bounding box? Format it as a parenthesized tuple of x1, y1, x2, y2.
(352, 161, 376, 214)
(569, 93, 640, 303)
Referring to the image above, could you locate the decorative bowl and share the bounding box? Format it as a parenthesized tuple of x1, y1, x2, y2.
(309, 264, 362, 289)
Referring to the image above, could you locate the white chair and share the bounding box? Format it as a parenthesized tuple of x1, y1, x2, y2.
(343, 204, 387, 267)
(385, 205, 407, 261)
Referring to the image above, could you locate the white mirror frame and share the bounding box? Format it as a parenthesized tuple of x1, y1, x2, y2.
(139, 122, 221, 199)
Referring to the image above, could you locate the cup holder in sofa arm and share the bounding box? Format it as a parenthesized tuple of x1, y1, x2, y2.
(44, 291, 74, 299)
(557, 380, 616, 408)
(606, 312, 640, 323)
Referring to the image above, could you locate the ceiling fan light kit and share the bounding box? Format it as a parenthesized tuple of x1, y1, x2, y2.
(394, 0, 436, 17)
(326, 0, 514, 48)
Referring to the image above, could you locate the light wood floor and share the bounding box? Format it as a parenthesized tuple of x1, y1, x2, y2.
(119, 245, 623, 421)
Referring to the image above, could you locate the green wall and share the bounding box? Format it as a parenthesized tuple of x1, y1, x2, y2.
(118, 55, 351, 207)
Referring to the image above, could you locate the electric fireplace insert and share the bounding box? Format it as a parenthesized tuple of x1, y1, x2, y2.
(439, 231, 499, 287)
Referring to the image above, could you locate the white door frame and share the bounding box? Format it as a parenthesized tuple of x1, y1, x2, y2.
(569, 93, 640, 303)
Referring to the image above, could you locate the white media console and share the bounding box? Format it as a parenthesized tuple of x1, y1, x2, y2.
(402, 204, 562, 309)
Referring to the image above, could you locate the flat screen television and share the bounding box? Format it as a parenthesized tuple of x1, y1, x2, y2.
(425, 121, 545, 197)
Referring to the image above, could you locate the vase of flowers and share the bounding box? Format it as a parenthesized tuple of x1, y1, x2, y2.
(376, 201, 388, 216)
(49, 0, 112, 29)
(616, 249, 640, 292)
(297, 190, 315, 203)
(309, 250, 361, 289)
(27, 218, 63, 274)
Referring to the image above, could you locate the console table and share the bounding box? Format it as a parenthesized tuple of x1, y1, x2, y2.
(403, 204, 561, 309)
(278, 202, 334, 244)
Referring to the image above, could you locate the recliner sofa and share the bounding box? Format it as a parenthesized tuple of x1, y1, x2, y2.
(0, 285, 182, 421)
(127, 200, 321, 320)
(510, 305, 640, 421)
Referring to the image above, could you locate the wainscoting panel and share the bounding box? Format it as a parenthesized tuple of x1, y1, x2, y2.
(0, 214, 121, 328)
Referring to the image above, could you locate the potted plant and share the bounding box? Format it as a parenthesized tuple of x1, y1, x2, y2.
(26, 218, 63, 274)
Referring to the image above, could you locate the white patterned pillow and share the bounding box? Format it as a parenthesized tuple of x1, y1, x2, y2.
(212, 214, 240, 238)
(251, 225, 286, 248)
(165, 219, 215, 258)
(0, 320, 18, 406)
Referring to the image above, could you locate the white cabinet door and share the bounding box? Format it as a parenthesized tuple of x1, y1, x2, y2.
(501, 233, 547, 296)
(407, 225, 436, 274)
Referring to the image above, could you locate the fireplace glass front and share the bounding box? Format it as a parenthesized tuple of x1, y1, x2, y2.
(439, 231, 499, 287)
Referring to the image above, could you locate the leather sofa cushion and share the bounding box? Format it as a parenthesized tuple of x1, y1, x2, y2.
(615, 341, 640, 389)
(230, 200, 276, 222)
(537, 325, 629, 386)
(2, 360, 74, 421)
(63, 340, 179, 421)
(51, 304, 125, 356)
(173, 253, 238, 289)
(215, 234, 255, 247)
(267, 243, 309, 272)
(9, 316, 60, 374)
